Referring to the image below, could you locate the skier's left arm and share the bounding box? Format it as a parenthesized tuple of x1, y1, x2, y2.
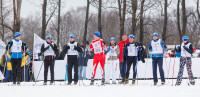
(22, 42, 27, 52)
(50, 43, 58, 53)
(161, 40, 168, 51)
(183, 44, 193, 54)
(75, 43, 82, 53)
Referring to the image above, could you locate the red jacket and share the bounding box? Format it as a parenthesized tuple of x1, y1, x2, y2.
(90, 38, 104, 54)
(118, 39, 129, 62)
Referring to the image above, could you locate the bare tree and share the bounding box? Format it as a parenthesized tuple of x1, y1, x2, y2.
(139, 0, 145, 43)
(131, 0, 137, 35)
(57, 0, 61, 48)
(0, 0, 5, 41)
(162, 0, 168, 42)
(83, 0, 91, 46)
(98, 0, 102, 38)
(13, 0, 22, 38)
(41, 0, 57, 39)
(118, 0, 127, 40)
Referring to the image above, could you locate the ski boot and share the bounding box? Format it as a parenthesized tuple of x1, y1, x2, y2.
(124, 78, 129, 85)
(90, 77, 94, 85)
(119, 77, 125, 84)
(112, 81, 117, 84)
(161, 82, 165, 85)
(50, 82, 54, 85)
(154, 82, 158, 86)
(17, 82, 20, 86)
(175, 81, 181, 86)
(12, 82, 16, 86)
(190, 80, 195, 85)
(74, 82, 78, 85)
(101, 78, 105, 85)
(43, 82, 47, 85)
(132, 79, 135, 85)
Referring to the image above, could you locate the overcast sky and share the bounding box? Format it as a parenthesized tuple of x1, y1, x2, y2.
(20, 0, 197, 18)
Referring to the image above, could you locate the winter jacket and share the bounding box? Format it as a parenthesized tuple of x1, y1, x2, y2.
(117, 39, 129, 62)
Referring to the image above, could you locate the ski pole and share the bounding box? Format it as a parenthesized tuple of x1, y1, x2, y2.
(172, 45, 176, 86)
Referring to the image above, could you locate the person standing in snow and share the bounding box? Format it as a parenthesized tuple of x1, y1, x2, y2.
(148, 32, 168, 85)
(104, 37, 119, 84)
(117, 34, 129, 84)
(78, 45, 89, 80)
(63, 34, 82, 85)
(6, 32, 27, 85)
(123, 34, 145, 85)
(41, 35, 58, 85)
(175, 36, 195, 86)
(90, 32, 106, 85)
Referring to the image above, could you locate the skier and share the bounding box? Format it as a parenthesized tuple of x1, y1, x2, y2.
(6, 32, 27, 85)
(148, 32, 168, 85)
(118, 34, 129, 84)
(63, 34, 82, 85)
(175, 36, 195, 86)
(90, 32, 105, 85)
(41, 35, 58, 85)
(124, 34, 145, 85)
(105, 37, 119, 84)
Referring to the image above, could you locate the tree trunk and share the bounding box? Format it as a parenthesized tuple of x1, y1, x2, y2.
(182, 0, 187, 36)
(57, 0, 61, 48)
(98, 0, 102, 38)
(0, 0, 5, 41)
(162, 0, 168, 42)
(13, 0, 22, 38)
(139, 0, 145, 43)
(131, 0, 137, 35)
(118, 0, 127, 40)
(42, 0, 47, 40)
(83, 0, 90, 47)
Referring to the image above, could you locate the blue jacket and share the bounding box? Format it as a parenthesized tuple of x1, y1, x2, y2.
(148, 39, 168, 57)
(78, 49, 89, 66)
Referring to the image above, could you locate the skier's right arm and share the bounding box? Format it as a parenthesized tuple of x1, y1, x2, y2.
(40, 44, 50, 53)
(175, 46, 181, 53)
(6, 41, 13, 51)
(62, 45, 70, 52)
(147, 42, 152, 52)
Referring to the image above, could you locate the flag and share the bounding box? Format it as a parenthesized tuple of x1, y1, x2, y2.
(33, 33, 45, 59)
(0, 39, 6, 62)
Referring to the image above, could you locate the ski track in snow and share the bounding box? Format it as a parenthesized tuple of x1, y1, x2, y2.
(0, 79, 200, 97)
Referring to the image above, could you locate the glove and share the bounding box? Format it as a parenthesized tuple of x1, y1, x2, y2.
(183, 46, 187, 49)
(50, 44, 54, 48)
(142, 58, 145, 63)
(65, 45, 70, 49)
(45, 45, 50, 50)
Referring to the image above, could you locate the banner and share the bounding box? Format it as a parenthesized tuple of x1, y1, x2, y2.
(33, 33, 45, 59)
(33, 58, 200, 80)
(0, 39, 6, 62)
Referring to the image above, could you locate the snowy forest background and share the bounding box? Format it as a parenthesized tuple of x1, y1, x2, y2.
(0, 0, 200, 51)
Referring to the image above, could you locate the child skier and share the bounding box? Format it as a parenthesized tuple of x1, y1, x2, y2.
(6, 32, 27, 85)
(63, 34, 82, 85)
(175, 36, 195, 86)
(105, 37, 119, 84)
(123, 34, 144, 85)
(90, 32, 105, 85)
(148, 32, 168, 85)
(41, 35, 58, 85)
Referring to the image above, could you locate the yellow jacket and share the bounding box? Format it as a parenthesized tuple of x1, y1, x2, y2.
(6, 54, 12, 70)
(21, 55, 29, 67)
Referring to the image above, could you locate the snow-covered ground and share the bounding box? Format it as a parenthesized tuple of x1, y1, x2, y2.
(0, 79, 200, 97)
